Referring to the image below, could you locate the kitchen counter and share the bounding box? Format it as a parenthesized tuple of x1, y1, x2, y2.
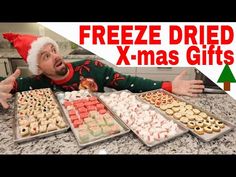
(0, 93, 236, 154)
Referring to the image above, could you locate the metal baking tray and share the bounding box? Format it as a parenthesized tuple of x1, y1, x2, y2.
(55, 91, 130, 147)
(13, 88, 70, 144)
(97, 90, 188, 147)
(137, 89, 235, 142)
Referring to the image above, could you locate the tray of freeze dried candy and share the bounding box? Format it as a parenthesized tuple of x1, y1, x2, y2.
(14, 88, 69, 143)
(137, 89, 235, 142)
(97, 90, 188, 147)
(56, 90, 130, 147)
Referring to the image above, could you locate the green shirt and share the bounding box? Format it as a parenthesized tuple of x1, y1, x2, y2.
(0, 59, 172, 94)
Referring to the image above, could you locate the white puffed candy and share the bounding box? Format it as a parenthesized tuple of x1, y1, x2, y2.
(149, 127, 157, 135)
(99, 95, 105, 100)
(65, 92, 71, 97)
(157, 114, 165, 120)
(148, 135, 155, 144)
(149, 110, 156, 116)
(129, 95, 136, 102)
(159, 131, 168, 140)
(131, 123, 138, 130)
(121, 116, 128, 122)
(70, 95, 77, 101)
(110, 93, 117, 98)
(162, 122, 172, 129)
(144, 110, 151, 116)
(141, 103, 150, 111)
(153, 122, 161, 128)
(115, 110, 123, 118)
(99, 91, 180, 143)
(136, 119, 144, 126)
(168, 130, 177, 137)
(120, 91, 128, 98)
(141, 130, 149, 137)
(71, 90, 77, 95)
(143, 116, 152, 124)
(127, 119, 134, 126)
(64, 95, 70, 100)
(130, 112, 137, 119)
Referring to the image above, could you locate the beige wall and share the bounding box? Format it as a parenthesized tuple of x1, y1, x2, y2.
(0, 23, 69, 42)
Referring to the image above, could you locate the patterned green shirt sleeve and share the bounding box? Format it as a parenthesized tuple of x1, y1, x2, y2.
(78, 60, 171, 93)
(0, 59, 172, 94)
(0, 75, 53, 94)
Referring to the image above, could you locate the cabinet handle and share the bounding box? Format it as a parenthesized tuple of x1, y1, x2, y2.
(3, 61, 9, 76)
(157, 67, 172, 70)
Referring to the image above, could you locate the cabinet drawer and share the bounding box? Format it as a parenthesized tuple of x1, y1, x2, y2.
(17, 66, 33, 77)
(0, 58, 12, 77)
(136, 70, 195, 81)
(136, 73, 176, 81)
(136, 67, 193, 74)
(10, 58, 28, 66)
(100, 60, 136, 74)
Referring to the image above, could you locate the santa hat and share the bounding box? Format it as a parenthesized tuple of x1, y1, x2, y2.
(2, 33, 59, 75)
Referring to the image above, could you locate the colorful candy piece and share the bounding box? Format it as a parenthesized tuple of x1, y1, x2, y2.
(84, 101, 94, 107)
(87, 106, 97, 111)
(103, 113, 112, 119)
(79, 112, 89, 119)
(91, 100, 100, 105)
(90, 126, 102, 136)
(96, 117, 106, 126)
(84, 117, 95, 124)
(63, 101, 72, 108)
(105, 117, 114, 126)
(99, 109, 107, 114)
(78, 130, 90, 142)
(74, 103, 84, 108)
(79, 98, 88, 103)
(78, 124, 88, 131)
(73, 119, 81, 128)
(110, 124, 120, 134)
(89, 111, 99, 119)
(68, 109, 76, 116)
(89, 96, 98, 101)
(86, 121, 98, 127)
(96, 103, 105, 110)
(102, 126, 112, 135)
(78, 107, 87, 113)
(70, 115, 79, 122)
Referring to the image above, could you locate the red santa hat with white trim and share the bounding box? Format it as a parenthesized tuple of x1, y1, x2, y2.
(2, 33, 59, 75)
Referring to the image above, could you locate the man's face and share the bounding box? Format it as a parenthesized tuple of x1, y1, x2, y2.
(37, 43, 68, 77)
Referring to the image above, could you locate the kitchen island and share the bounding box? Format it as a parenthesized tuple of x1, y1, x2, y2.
(0, 93, 235, 154)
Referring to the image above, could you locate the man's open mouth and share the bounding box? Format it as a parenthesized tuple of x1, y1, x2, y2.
(55, 60, 63, 68)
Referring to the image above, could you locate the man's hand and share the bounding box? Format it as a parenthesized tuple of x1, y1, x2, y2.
(0, 69, 21, 109)
(172, 70, 204, 97)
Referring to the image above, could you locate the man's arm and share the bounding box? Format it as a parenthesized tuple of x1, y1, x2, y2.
(0, 69, 21, 108)
(0, 69, 54, 109)
(86, 60, 204, 95)
(1, 74, 53, 94)
(11, 75, 53, 93)
(87, 60, 171, 93)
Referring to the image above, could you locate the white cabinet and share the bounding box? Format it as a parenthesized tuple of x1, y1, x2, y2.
(64, 57, 196, 81)
(64, 57, 136, 75)
(136, 67, 196, 81)
(10, 58, 32, 77)
(0, 58, 12, 77)
(99, 59, 136, 75)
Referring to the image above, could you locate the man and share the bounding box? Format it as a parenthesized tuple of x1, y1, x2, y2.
(0, 33, 204, 109)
